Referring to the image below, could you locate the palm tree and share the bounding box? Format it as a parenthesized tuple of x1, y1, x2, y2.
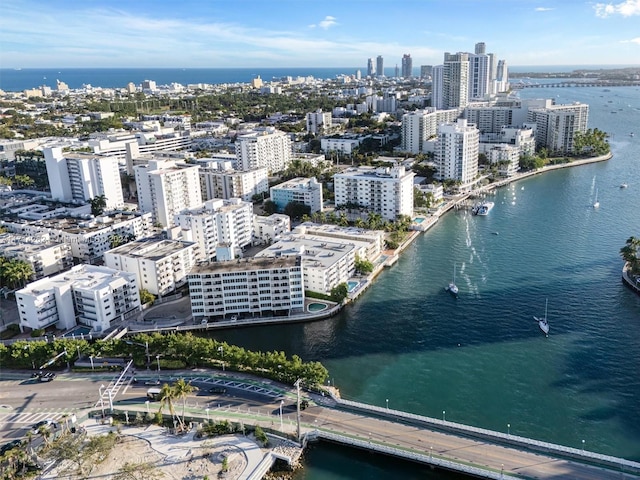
(172, 378, 195, 427)
(620, 236, 640, 275)
(157, 383, 181, 430)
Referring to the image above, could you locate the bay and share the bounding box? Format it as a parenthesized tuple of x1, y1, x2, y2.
(211, 84, 640, 477)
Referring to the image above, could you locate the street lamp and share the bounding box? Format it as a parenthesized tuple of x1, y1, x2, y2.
(507, 423, 510, 436)
(582, 439, 585, 453)
(145, 400, 150, 414)
(218, 346, 225, 372)
(442, 410, 446, 422)
(156, 355, 161, 376)
(385, 398, 389, 410)
(99, 384, 105, 416)
(279, 400, 284, 431)
(76, 345, 81, 361)
(206, 408, 210, 421)
(89, 355, 94, 371)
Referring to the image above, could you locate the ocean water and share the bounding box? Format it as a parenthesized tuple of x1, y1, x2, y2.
(210, 84, 640, 478)
(1, 65, 635, 92)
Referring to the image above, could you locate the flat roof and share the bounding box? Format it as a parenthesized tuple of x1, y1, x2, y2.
(190, 255, 300, 274)
(106, 239, 194, 260)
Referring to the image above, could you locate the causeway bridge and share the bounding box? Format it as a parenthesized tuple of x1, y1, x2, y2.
(102, 372, 640, 479)
(511, 80, 640, 89)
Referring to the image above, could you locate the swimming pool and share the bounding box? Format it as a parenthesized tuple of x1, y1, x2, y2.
(308, 303, 328, 312)
(347, 281, 359, 292)
(63, 326, 92, 337)
(414, 217, 425, 224)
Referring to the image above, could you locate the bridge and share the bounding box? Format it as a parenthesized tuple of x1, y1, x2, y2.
(511, 80, 640, 89)
(100, 373, 640, 479)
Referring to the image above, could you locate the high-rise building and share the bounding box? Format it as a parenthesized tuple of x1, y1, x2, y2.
(401, 108, 461, 154)
(435, 119, 479, 185)
(432, 65, 444, 109)
(469, 51, 491, 100)
(442, 52, 470, 109)
(270, 177, 323, 213)
(306, 110, 332, 135)
(235, 127, 292, 173)
(333, 166, 415, 221)
(376, 56, 384, 77)
(44, 147, 124, 209)
(527, 101, 589, 154)
(401, 54, 413, 78)
(420, 65, 433, 79)
(475, 42, 486, 55)
(134, 158, 202, 227)
(367, 58, 375, 77)
(496, 59, 509, 93)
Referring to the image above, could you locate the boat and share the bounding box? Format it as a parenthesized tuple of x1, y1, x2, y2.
(475, 201, 495, 216)
(620, 183, 628, 189)
(447, 263, 458, 297)
(593, 188, 600, 208)
(534, 299, 550, 337)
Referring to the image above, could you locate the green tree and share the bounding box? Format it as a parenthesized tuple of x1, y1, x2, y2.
(139, 289, 155, 305)
(0, 257, 34, 289)
(330, 283, 349, 303)
(172, 378, 196, 426)
(354, 255, 374, 274)
(284, 201, 311, 220)
(90, 194, 107, 216)
(620, 236, 640, 276)
(157, 383, 182, 430)
(263, 200, 277, 215)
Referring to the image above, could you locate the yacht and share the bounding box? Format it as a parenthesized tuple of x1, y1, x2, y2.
(620, 183, 628, 189)
(593, 189, 600, 208)
(475, 201, 495, 216)
(534, 299, 550, 337)
(447, 263, 458, 297)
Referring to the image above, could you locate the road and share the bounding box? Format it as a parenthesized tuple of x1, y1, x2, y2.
(1, 371, 637, 479)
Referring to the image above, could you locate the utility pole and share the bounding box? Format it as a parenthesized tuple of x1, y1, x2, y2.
(294, 378, 302, 442)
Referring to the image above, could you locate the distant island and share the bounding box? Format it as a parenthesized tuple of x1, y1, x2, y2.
(509, 66, 640, 80)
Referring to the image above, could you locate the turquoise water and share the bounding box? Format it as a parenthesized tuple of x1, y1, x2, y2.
(347, 281, 359, 292)
(414, 217, 425, 224)
(213, 85, 640, 476)
(308, 303, 328, 312)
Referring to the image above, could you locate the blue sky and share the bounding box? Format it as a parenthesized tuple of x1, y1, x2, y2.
(1, 0, 639, 69)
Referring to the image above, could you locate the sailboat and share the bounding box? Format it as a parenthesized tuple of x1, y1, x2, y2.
(593, 188, 600, 208)
(534, 299, 550, 337)
(447, 263, 459, 297)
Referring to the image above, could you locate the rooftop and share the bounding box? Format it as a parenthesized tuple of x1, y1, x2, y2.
(106, 239, 195, 260)
(190, 255, 300, 274)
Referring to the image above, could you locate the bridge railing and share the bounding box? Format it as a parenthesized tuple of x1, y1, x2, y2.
(307, 430, 520, 479)
(330, 395, 640, 475)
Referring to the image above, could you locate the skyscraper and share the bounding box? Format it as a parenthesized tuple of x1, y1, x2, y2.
(420, 65, 433, 79)
(435, 119, 479, 184)
(401, 54, 413, 78)
(376, 55, 384, 77)
(442, 52, 469, 109)
(367, 58, 375, 77)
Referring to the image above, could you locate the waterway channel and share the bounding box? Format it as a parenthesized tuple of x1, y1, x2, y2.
(212, 84, 640, 478)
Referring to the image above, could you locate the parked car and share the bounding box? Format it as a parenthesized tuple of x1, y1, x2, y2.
(0, 439, 24, 455)
(208, 386, 227, 394)
(39, 372, 56, 382)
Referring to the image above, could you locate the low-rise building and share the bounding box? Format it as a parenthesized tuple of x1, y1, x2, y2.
(104, 239, 197, 297)
(253, 214, 291, 245)
(198, 161, 268, 202)
(187, 256, 304, 320)
(0, 232, 73, 280)
(270, 177, 323, 213)
(15, 264, 140, 333)
(293, 223, 384, 263)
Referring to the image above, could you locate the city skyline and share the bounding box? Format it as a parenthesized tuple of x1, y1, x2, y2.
(1, 0, 639, 69)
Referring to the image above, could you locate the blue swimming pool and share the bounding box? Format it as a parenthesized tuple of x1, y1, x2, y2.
(308, 303, 328, 312)
(347, 281, 359, 292)
(63, 326, 92, 337)
(414, 217, 425, 224)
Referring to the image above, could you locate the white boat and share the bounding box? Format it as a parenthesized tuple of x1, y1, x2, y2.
(620, 183, 628, 188)
(476, 201, 495, 216)
(447, 263, 458, 297)
(593, 188, 600, 208)
(534, 299, 550, 337)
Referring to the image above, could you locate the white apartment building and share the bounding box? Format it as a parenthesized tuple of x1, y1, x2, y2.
(435, 52, 470, 110)
(235, 127, 292, 173)
(15, 264, 140, 333)
(434, 119, 479, 186)
(0, 232, 73, 280)
(464, 105, 514, 134)
(199, 161, 268, 202)
(135, 158, 202, 227)
(88, 129, 192, 162)
(253, 214, 291, 245)
(173, 199, 253, 262)
(142, 114, 191, 131)
(293, 223, 384, 263)
(5, 211, 154, 263)
(256, 234, 356, 296)
(320, 137, 361, 155)
(306, 110, 332, 135)
(270, 177, 323, 213)
(527, 101, 589, 154)
(333, 165, 415, 221)
(188, 256, 304, 320)
(480, 125, 536, 157)
(104, 239, 197, 297)
(485, 144, 520, 177)
(401, 108, 461, 154)
(44, 147, 124, 209)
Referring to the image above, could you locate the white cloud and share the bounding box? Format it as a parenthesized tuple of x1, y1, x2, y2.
(534, 7, 555, 11)
(621, 37, 640, 43)
(318, 16, 338, 29)
(594, 0, 640, 18)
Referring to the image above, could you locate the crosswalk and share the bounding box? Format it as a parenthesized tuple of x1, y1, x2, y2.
(0, 408, 69, 426)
